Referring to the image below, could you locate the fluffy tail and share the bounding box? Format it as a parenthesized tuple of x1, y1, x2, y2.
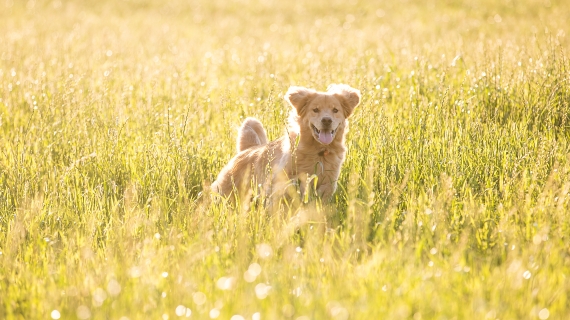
(237, 117, 268, 152)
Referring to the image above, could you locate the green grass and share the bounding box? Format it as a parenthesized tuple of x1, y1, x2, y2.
(1, 0, 570, 319)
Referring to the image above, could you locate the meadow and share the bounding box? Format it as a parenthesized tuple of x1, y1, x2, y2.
(1, 0, 569, 318)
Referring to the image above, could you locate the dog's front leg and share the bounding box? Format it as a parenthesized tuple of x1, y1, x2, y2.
(297, 172, 309, 201)
(317, 181, 337, 202)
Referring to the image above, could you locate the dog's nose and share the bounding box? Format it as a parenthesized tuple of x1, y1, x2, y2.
(321, 117, 332, 126)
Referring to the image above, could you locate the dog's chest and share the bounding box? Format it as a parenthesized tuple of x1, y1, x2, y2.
(292, 151, 343, 178)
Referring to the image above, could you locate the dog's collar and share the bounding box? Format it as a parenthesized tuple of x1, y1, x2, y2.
(318, 149, 330, 157)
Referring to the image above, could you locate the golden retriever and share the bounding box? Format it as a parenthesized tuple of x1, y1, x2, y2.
(211, 84, 361, 204)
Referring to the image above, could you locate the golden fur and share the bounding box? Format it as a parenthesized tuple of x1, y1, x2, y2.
(211, 84, 361, 203)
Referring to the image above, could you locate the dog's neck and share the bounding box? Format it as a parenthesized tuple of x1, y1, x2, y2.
(318, 149, 330, 157)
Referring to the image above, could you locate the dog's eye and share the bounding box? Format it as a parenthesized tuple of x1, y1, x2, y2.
(313, 108, 319, 113)
(333, 108, 339, 113)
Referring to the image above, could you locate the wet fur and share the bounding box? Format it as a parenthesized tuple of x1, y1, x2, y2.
(211, 84, 361, 204)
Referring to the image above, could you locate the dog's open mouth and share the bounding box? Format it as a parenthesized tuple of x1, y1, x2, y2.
(311, 124, 336, 145)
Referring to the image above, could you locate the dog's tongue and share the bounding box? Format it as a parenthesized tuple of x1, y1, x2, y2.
(318, 131, 334, 144)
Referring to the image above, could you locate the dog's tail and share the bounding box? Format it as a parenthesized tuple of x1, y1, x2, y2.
(237, 117, 268, 152)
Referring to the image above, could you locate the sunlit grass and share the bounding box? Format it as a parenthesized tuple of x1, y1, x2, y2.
(1, 0, 569, 319)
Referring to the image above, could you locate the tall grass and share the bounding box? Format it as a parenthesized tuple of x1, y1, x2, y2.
(1, 0, 569, 319)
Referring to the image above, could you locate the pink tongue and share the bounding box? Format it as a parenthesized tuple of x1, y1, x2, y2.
(318, 131, 333, 144)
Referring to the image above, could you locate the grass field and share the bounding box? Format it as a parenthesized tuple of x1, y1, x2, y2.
(1, 0, 570, 319)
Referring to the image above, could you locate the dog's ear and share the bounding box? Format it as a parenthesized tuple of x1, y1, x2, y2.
(328, 84, 361, 117)
(285, 86, 317, 115)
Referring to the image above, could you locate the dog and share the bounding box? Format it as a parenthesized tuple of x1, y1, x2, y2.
(211, 84, 361, 205)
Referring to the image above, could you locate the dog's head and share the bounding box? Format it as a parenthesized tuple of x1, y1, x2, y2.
(285, 84, 361, 145)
